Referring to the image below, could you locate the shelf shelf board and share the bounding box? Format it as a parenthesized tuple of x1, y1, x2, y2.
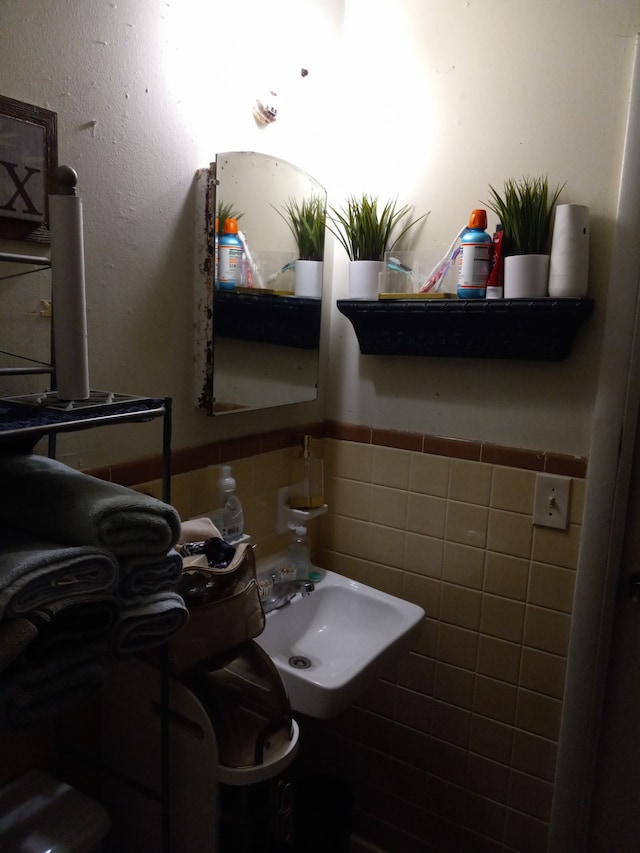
(336, 297, 594, 360)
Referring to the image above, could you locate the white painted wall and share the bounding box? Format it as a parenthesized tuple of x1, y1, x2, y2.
(0, 0, 638, 466)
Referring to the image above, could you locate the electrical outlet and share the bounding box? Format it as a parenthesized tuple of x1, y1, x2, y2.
(533, 473, 571, 529)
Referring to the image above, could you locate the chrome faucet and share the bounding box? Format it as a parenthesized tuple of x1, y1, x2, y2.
(261, 573, 315, 614)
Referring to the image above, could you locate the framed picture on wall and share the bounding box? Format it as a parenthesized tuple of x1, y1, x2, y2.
(0, 95, 58, 242)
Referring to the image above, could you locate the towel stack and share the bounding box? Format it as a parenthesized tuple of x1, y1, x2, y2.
(0, 453, 188, 729)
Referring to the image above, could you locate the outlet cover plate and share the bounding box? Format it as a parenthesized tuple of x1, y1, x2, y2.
(533, 473, 571, 529)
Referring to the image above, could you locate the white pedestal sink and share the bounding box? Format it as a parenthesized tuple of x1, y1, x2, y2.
(255, 566, 424, 718)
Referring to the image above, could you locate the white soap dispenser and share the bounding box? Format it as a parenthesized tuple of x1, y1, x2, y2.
(216, 464, 244, 543)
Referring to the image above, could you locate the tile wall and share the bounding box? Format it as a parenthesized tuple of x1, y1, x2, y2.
(128, 421, 585, 853)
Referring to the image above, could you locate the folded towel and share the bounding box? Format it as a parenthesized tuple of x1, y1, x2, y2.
(0, 454, 181, 556)
(0, 618, 38, 674)
(0, 526, 118, 620)
(23, 593, 121, 661)
(0, 640, 108, 730)
(118, 549, 183, 599)
(111, 591, 189, 657)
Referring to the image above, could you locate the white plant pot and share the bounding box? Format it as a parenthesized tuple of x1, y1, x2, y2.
(294, 260, 323, 298)
(548, 204, 589, 297)
(349, 260, 383, 300)
(503, 254, 550, 298)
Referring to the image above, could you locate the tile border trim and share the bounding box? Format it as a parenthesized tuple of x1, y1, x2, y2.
(90, 420, 587, 485)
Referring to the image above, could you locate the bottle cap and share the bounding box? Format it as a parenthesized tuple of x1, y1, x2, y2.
(223, 217, 238, 234)
(467, 209, 487, 230)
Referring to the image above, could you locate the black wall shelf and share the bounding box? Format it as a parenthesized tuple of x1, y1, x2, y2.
(337, 297, 594, 360)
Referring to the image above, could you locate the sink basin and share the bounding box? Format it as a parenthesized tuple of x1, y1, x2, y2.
(255, 568, 424, 718)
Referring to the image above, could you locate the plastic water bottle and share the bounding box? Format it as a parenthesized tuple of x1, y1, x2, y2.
(457, 209, 492, 298)
(218, 217, 243, 290)
(287, 525, 310, 578)
(216, 464, 244, 542)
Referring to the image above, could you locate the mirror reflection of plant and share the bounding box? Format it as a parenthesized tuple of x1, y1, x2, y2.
(216, 200, 244, 234)
(274, 196, 326, 261)
(328, 193, 428, 262)
(485, 176, 564, 256)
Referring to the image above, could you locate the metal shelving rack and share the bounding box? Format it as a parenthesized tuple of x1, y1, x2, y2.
(0, 248, 174, 853)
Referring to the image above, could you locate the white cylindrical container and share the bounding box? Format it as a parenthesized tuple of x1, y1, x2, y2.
(349, 260, 383, 299)
(548, 204, 589, 297)
(294, 260, 323, 298)
(503, 254, 550, 298)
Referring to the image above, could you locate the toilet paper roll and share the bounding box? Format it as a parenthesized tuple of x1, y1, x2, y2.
(49, 192, 90, 401)
(548, 204, 589, 297)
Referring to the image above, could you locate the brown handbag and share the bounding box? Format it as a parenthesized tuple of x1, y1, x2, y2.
(166, 541, 265, 674)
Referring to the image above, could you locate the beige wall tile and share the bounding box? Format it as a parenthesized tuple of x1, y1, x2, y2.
(570, 477, 585, 524)
(326, 438, 373, 482)
(407, 492, 447, 538)
(469, 714, 513, 764)
(491, 466, 536, 514)
(332, 515, 371, 559)
(446, 502, 489, 549)
(465, 792, 507, 842)
(253, 447, 290, 494)
(480, 594, 526, 644)
(330, 477, 372, 521)
(487, 509, 533, 559)
(442, 542, 485, 589)
(397, 652, 436, 695)
(515, 689, 562, 741)
(520, 648, 567, 700)
(371, 484, 408, 529)
(511, 729, 558, 782)
(430, 700, 471, 748)
(449, 459, 493, 506)
(366, 563, 404, 597)
(434, 662, 476, 709)
(403, 573, 441, 620)
(528, 562, 575, 612)
(523, 605, 571, 657)
(473, 675, 517, 725)
(467, 752, 511, 804)
(448, 459, 493, 506)
(504, 809, 549, 853)
(532, 523, 581, 569)
(437, 623, 479, 670)
(393, 686, 431, 733)
(440, 583, 482, 632)
(409, 452, 450, 497)
(484, 551, 529, 601)
(404, 533, 444, 579)
(368, 523, 407, 570)
(373, 445, 411, 489)
(508, 769, 553, 822)
(476, 635, 521, 685)
(412, 617, 438, 658)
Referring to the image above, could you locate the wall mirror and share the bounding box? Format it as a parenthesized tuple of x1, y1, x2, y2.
(194, 152, 326, 415)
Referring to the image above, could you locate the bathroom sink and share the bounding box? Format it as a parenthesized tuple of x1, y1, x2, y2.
(255, 568, 424, 718)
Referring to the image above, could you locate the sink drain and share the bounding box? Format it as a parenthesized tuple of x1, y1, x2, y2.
(289, 655, 312, 669)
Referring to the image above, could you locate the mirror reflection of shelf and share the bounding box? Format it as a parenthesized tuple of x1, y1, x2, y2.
(214, 290, 321, 350)
(277, 485, 328, 535)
